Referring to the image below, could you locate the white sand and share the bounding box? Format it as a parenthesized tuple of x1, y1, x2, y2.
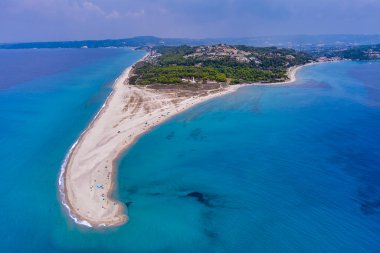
(61, 66, 241, 227)
(61, 59, 311, 227)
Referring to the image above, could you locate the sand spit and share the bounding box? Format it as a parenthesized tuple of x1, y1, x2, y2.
(60, 58, 313, 227)
(61, 68, 241, 227)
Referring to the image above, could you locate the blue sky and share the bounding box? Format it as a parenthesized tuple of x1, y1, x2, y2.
(1, 0, 380, 42)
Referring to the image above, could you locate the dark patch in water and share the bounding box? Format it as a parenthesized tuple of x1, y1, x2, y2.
(324, 124, 380, 216)
(165, 131, 175, 140)
(201, 210, 222, 246)
(357, 185, 380, 215)
(125, 201, 133, 207)
(189, 128, 206, 141)
(186, 192, 212, 207)
(187, 191, 205, 201)
(126, 186, 138, 195)
(204, 229, 218, 239)
(335, 150, 380, 215)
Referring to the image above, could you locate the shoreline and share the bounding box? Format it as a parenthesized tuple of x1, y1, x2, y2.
(59, 67, 134, 227)
(59, 54, 151, 227)
(253, 61, 323, 86)
(59, 58, 314, 228)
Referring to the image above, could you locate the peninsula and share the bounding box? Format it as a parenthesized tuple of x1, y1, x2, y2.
(61, 45, 313, 227)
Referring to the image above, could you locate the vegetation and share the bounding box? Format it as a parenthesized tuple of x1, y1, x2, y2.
(130, 45, 312, 85)
(315, 44, 380, 60)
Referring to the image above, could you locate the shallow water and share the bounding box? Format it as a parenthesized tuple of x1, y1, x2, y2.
(0, 52, 379, 252)
(0, 48, 145, 252)
(116, 61, 380, 252)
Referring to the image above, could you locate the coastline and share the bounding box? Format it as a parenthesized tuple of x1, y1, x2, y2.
(60, 58, 313, 228)
(253, 61, 322, 86)
(59, 67, 132, 227)
(60, 55, 242, 227)
(59, 54, 150, 227)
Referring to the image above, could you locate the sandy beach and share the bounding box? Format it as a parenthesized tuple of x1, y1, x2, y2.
(60, 57, 310, 227)
(60, 61, 243, 227)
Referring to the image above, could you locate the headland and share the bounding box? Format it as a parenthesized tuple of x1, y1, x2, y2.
(60, 45, 318, 227)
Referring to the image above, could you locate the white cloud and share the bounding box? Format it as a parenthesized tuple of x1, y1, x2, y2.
(106, 10, 121, 19)
(4, 0, 121, 20)
(82, 1, 122, 19)
(82, 1, 105, 15)
(125, 9, 146, 18)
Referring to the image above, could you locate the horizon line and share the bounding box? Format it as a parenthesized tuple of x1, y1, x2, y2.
(2, 33, 380, 45)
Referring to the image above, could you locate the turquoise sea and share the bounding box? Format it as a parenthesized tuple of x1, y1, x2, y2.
(0, 49, 379, 252)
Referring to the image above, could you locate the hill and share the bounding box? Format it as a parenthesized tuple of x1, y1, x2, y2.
(2, 35, 380, 50)
(129, 45, 312, 85)
(319, 44, 380, 60)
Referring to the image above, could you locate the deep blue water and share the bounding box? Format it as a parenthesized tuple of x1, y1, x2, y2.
(1, 51, 380, 252)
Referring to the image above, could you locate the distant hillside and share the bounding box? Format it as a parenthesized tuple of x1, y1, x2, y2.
(0, 36, 164, 49)
(2, 35, 380, 50)
(320, 44, 380, 60)
(0, 36, 214, 49)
